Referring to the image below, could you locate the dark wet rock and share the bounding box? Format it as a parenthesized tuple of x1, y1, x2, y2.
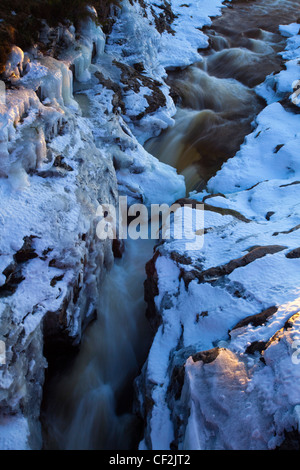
(175, 197, 251, 223)
(112, 238, 125, 258)
(286, 247, 300, 259)
(50, 274, 64, 287)
(40, 247, 53, 261)
(14, 236, 38, 264)
(204, 201, 252, 222)
(0, 236, 38, 297)
(265, 211, 275, 220)
(274, 144, 284, 153)
(276, 429, 300, 450)
(31, 169, 65, 178)
(170, 252, 192, 265)
(273, 224, 300, 236)
(0, 262, 25, 297)
(191, 347, 221, 364)
(279, 94, 300, 114)
(167, 82, 183, 105)
(72, 276, 81, 305)
(245, 340, 268, 355)
(279, 180, 300, 188)
(94, 70, 125, 114)
(231, 306, 278, 331)
(182, 245, 287, 287)
(169, 364, 185, 401)
(150, 1, 177, 35)
(48, 259, 69, 270)
(144, 251, 161, 331)
(134, 366, 157, 451)
(137, 89, 167, 120)
(246, 180, 268, 191)
(112, 60, 167, 120)
(133, 62, 145, 73)
(53, 155, 73, 172)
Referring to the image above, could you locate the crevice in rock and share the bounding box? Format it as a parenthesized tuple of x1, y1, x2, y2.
(0, 236, 38, 298)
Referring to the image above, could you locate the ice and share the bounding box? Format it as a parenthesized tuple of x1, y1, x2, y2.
(0, 15, 120, 450)
(60, 13, 106, 83)
(3, 46, 24, 81)
(256, 24, 300, 107)
(80, 11, 106, 61)
(108, 0, 230, 72)
(279, 23, 300, 37)
(34, 57, 77, 107)
(106, 0, 231, 142)
(0, 415, 30, 450)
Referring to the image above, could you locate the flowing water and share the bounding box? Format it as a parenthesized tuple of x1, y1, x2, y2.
(42, 0, 300, 450)
(146, 0, 300, 192)
(42, 239, 155, 450)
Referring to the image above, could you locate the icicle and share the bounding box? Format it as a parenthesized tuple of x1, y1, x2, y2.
(4, 46, 24, 81)
(35, 128, 47, 168)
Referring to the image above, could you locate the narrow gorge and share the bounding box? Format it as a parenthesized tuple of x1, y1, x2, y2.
(0, 0, 299, 451)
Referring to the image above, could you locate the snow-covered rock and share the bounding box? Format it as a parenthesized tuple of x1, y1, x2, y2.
(106, 0, 230, 143)
(0, 51, 118, 449)
(256, 25, 300, 108)
(138, 23, 300, 450)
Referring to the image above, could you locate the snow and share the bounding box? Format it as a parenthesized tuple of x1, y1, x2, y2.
(157, 0, 228, 69)
(279, 23, 300, 37)
(140, 20, 300, 450)
(78, 83, 186, 207)
(208, 102, 300, 193)
(3, 47, 24, 81)
(256, 25, 300, 107)
(106, 0, 231, 143)
(108, 0, 230, 71)
(0, 415, 30, 450)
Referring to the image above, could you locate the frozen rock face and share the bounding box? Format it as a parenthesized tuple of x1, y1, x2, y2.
(106, 0, 230, 143)
(0, 39, 118, 448)
(138, 26, 300, 450)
